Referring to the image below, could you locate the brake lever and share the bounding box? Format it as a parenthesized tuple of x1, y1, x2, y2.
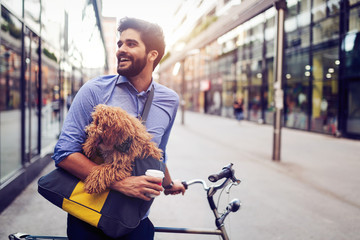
(225, 177, 241, 193)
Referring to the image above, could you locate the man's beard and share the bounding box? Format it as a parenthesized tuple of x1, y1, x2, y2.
(117, 54, 147, 78)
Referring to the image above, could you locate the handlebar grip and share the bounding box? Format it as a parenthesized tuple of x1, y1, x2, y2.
(208, 163, 233, 182)
(181, 181, 188, 189)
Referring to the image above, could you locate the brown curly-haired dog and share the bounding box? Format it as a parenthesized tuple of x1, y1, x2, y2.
(82, 104, 163, 194)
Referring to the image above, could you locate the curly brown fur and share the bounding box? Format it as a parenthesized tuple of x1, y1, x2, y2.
(82, 104, 163, 194)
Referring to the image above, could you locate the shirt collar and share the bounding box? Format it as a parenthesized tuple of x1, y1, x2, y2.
(116, 75, 155, 94)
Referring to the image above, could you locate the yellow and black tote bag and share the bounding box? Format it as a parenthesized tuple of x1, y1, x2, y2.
(38, 156, 165, 238)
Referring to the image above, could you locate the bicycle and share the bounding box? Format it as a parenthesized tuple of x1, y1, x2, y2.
(9, 163, 241, 240)
(155, 163, 241, 240)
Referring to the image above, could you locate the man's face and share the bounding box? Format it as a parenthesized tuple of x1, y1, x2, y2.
(116, 29, 147, 77)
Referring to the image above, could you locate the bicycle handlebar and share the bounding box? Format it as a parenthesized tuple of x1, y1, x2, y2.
(181, 163, 240, 192)
(208, 163, 234, 182)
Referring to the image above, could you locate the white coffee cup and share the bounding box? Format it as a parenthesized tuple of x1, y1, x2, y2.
(145, 169, 164, 198)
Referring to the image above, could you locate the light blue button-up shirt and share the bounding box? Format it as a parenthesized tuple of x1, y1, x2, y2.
(52, 75, 179, 166)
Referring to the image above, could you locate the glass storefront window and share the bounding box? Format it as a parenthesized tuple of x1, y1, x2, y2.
(313, 0, 340, 21)
(249, 59, 263, 122)
(284, 51, 310, 130)
(298, 0, 311, 27)
(41, 0, 62, 51)
(285, 0, 311, 49)
(347, 81, 360, 134)
(264, 6, 276, 124)
(313, 0, 327, 21)
(349, 7, 360, 32)
(311, 47, 339, 134)
(300, 0, 311, 13)
(287, 0, 298, 18)
(312, 16, 339, 45)
(249, 86, 262, 122)
(0, 7, 22, 183)
(286, 26, 310, 48)
(265, 8, 275, 59)
(1, 0, 22, 18)
(24, 28, 40, 162)
(24, 0, 41, 33)
(344, 6, 360, 135)
(350, 0, 360, 5)
(236, 58, 250, 119)
(327, 0, 340, 16)
(265, 59, 274, 124)
(219, 52, 237, 117)
(41, 43, 60, 149)
(342, 6, 360, 79)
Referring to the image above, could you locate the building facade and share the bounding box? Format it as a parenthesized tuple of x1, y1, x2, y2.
(102, 16, 118, 75)
(0, 0, 108, 211)
(159, 0, 360, 139)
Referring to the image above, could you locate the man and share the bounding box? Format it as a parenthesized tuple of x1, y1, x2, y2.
(52, 17, 186, 240)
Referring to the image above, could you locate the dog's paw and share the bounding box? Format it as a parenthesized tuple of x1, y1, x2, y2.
(84, 171, 108, 194)
(84, 180, 106, 194)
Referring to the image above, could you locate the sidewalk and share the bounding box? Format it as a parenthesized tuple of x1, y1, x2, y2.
(1, 111, 360, 240)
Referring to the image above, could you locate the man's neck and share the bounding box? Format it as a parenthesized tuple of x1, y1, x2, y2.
(128, 74, 152, 93)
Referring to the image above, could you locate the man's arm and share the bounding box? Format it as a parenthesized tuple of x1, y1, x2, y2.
(57, 152, 97, 180)
(162, 165, 186, 196)
(58, 152, 164, 201)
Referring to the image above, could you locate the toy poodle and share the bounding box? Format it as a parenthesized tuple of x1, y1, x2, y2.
(82, 104, 163, 194)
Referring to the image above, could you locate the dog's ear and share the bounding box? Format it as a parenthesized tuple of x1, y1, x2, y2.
(83, 105, 107, 157)
(83, 124, 102, 158)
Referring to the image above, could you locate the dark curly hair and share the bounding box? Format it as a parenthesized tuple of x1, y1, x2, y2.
(117, 17, 165, 70)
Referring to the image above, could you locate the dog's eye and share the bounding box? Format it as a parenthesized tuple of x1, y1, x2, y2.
(114, 136, 133, 153)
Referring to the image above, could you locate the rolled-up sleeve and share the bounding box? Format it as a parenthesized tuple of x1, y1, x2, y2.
(52, 81, 99, 166)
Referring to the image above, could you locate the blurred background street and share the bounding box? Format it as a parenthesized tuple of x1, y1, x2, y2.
(1, 0, 360, 239)
(1, 111, 360, 240)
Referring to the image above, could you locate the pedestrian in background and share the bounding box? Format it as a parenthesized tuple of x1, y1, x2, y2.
(233, 96, 244, 121)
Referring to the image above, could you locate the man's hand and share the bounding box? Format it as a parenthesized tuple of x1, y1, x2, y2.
(110, 175, 163, 201)
(164, 179, 186, 196)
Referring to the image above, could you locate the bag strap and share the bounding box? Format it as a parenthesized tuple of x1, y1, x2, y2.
(140, 84, 154, 125)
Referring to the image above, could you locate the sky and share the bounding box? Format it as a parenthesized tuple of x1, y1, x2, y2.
(101, 0, 182, 46)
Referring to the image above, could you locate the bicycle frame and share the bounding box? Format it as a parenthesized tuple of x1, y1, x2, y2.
(155, 180, 230, 239)
(155, 180, 231, 240)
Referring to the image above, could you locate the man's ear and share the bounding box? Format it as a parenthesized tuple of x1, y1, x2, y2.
(148, 50, 158, 62)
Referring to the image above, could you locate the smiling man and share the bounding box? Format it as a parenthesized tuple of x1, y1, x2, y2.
(52, 17, 186, 240)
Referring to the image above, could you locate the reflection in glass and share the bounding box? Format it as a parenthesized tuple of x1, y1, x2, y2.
(24, 0, 41, 33)
(24, 28, 40, 162)
(41, 45, 61, 149)
(349, 7, 360, 32)
(347, 82, 360, 134)
(350, 0, 360, 5)
(219, 52, 236, 117)
(344, 6, 360, 134)
(284, 51, 310, 130)
(313, 16, 339, 45)
(311, 47, 339, 134)
(265, 59, 274, 125)
(327, 0, 340, 16)
(313, 1, 326, 21)
(0, 8, 22, 183)
(1, 0, 22, 18)
(300, 0, 311, 13)
(249, 59, 263, 122)
(343, 32, 360, 79)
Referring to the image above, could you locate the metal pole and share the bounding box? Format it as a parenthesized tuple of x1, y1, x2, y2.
(272, 0, 286, 161)
(181, 59, 185, 125)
